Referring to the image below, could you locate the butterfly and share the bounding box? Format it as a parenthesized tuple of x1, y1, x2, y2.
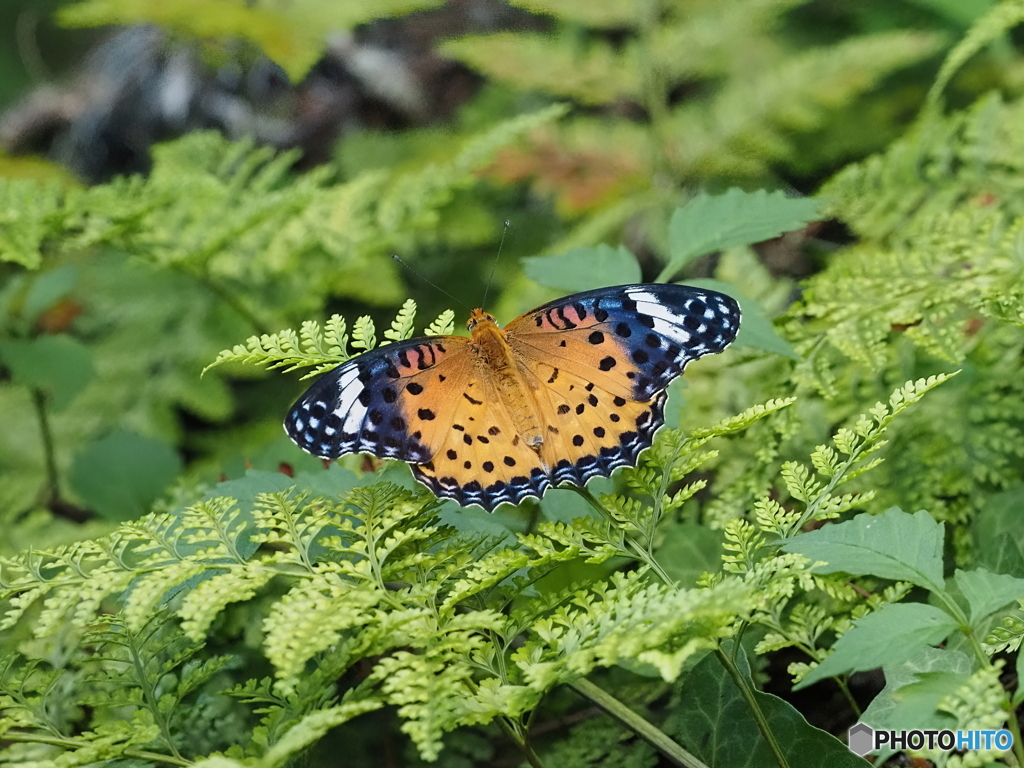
(285, 284, 741, 511)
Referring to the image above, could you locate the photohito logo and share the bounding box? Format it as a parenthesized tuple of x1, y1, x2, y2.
(847, 723, 1014, 756)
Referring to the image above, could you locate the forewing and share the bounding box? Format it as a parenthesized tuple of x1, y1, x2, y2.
(285, 335, 472, 464)
(505, 283, 740, 401)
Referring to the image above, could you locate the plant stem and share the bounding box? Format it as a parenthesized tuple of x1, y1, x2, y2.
(174, 261, 271, 335)
(715, 644, 791, 768)
(637, 0, 679, 182)
(569, 678, 709, 768)
(834, 676, 862, 719)
(570, 486, 675, 585)
(127, 629, 183, 760)
(498, 717, 546, 768)
(31, 388, 60, 506)
(2, 734, 191, 766)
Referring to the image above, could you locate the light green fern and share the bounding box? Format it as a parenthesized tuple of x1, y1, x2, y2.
(203, 301, 460, 378)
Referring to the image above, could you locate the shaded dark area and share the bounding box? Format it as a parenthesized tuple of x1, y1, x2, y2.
(1, 0, 545, 182)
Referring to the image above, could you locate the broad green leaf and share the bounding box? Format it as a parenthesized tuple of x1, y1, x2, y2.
(687, 278, 799, 358)
(22, 266, 79, 328)
(522, 244, 641, 292)
(781, 507, 945, 592)
(859, 647, 967, 760)
(69, 430, 183, 521)
(657, 523, 724, 586)
(669, 643, 868, 767)
(540, 479, 615, 524)
(860, 647, 969, 732)
(796, 603, 958, 689)
(0, 334, 94, 409)
(661, 189, 821, 281)
(973, 486, 1024, 577)
(954, 568, 1024, 626)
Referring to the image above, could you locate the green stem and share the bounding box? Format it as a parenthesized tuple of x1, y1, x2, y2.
(2, 733, 191, 766)
(570, 486, 675, 585)
(128, 632, 183, 760)
(173, 262, 270, 335)
(569, 678, 708, 768)
(498, 717, 546, 768)
(31, 388, 60, 506)
(834, 677, 861, 719)
(637, 0, 679, 183)
(1005, 697, 1024, 767)
(716, 645, 790, 768)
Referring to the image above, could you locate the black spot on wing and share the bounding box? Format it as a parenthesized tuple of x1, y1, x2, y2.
(284, 337, 454, 462)
(551, 391, 667, 488)
(516, 284, 739, 401)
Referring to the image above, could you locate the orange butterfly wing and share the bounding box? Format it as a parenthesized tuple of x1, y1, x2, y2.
(500, 284, 739, 491)
(286, 284, 740, 511)
(285, 335, 474, 464)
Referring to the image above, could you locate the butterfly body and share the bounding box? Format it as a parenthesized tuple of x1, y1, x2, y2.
(467, 308, 546, 447)
(286, 284, 740, 511)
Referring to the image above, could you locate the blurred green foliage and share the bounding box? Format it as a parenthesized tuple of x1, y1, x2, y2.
(6, 0, 1024, 766)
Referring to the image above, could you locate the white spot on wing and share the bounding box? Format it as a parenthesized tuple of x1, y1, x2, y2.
(331, 366, 369, 433)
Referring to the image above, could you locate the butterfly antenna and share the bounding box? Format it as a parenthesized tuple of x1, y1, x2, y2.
(481, 220, 510, 309)
(392, 255, 468, 310)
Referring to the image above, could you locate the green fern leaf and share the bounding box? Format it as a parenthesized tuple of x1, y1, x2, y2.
(383, 298, 418, 342)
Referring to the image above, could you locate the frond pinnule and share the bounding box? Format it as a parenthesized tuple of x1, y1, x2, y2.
(383, 298, 417, 342)
(350, 315, 377, 352)
(425, 309, 456, 336)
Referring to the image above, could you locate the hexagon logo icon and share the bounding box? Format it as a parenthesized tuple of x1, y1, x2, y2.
(848, 723, 874, 756)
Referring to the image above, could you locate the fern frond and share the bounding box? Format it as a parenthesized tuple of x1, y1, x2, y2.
(425, 308, 456, 336)
(514, 571, 750, 685)
(350, 315, 377, 352)
(928, 0, 1024, 106)
(0, 179, 67, 269)
(765, 375, 953, 535)
(205, 301, 425, 377)
(444, 33, 639, 104)
(669, 30, 945, 180)
(202, 324, 347, 379)
(383, 298, 417, 342)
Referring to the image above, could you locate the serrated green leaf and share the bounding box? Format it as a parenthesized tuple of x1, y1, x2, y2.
(661, 189, 821, 281)
(781, 507, 945, 592)
(522, 244, 641, 292)
(973, 486, 1024, 578)
(954, 568, 1024, 626)
(796, 603, 958, 689)
(859, 647, 968, 736)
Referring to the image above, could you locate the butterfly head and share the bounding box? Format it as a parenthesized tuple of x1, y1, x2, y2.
(466, 308, 498, 333)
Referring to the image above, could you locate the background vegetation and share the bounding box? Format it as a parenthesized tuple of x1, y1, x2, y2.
(4, 1, 1024, 766)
